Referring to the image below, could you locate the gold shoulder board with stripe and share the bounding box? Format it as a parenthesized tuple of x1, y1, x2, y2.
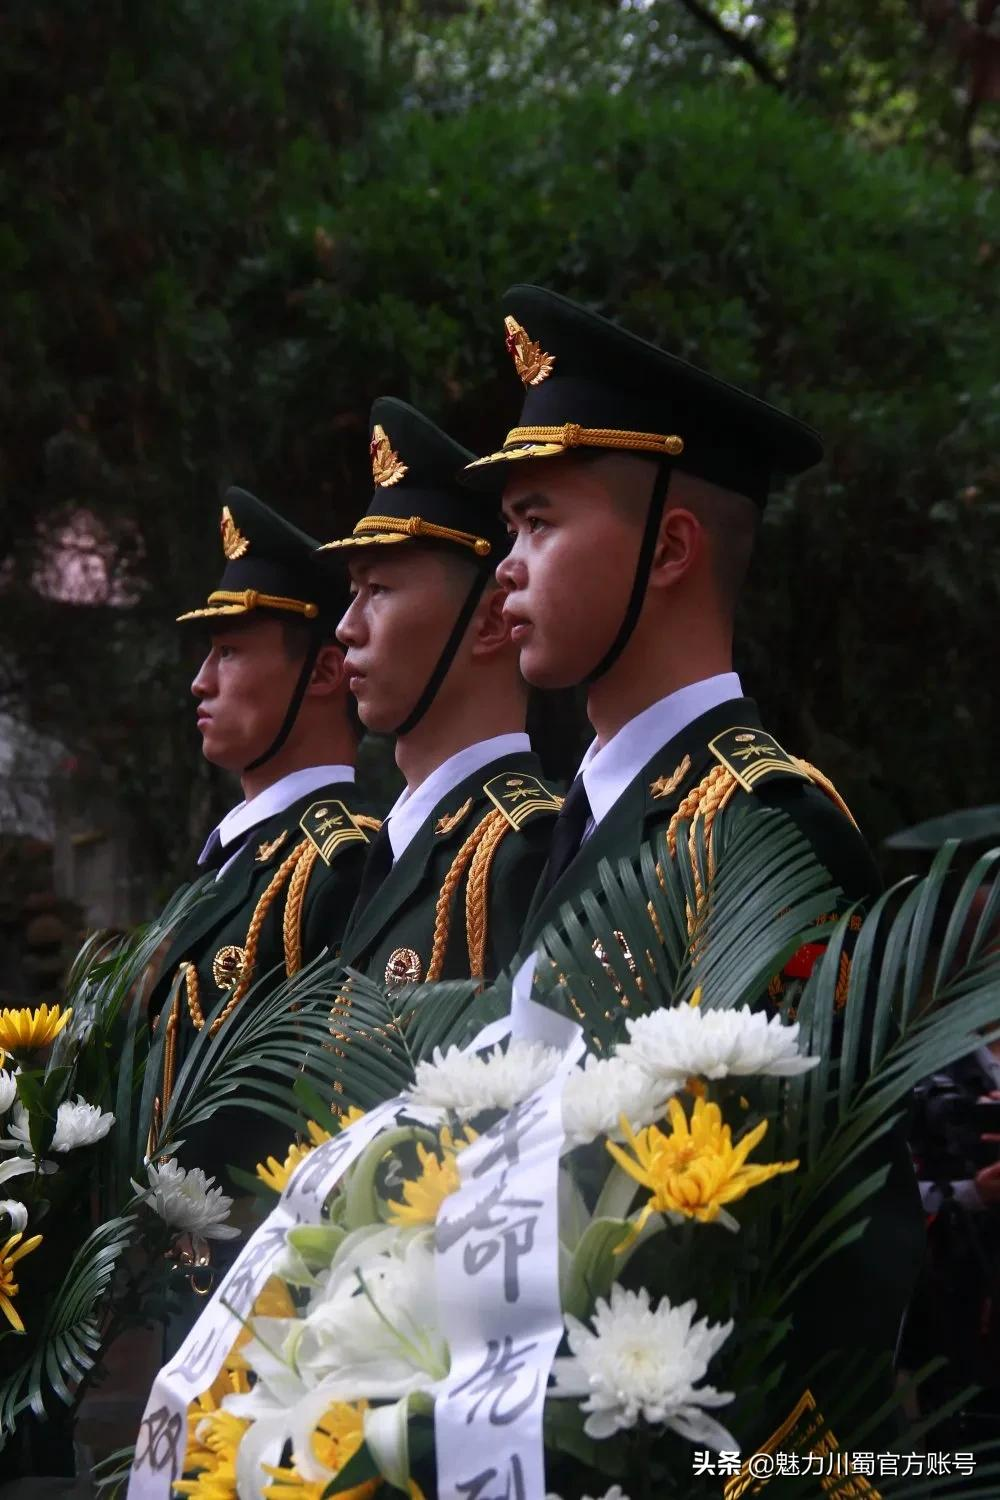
(483, 773, 563, 831)
(299, 800, 371, 866)
(708, 726, 810, 794)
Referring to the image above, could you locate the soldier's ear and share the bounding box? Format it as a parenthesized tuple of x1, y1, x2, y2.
(647, 505, 704, 592)
(469, 583, 513, 657)
(307, 643, 347, 696)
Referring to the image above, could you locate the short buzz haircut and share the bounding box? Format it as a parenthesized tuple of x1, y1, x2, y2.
(587, 451, 758, 615)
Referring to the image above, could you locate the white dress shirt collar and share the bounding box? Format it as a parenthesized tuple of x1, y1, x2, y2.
(578, 673, 743, 831)
(387, 733, 531, 862)
(198, 764, 355, 877)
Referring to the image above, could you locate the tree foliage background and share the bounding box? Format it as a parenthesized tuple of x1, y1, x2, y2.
(1, 0, 998, 899)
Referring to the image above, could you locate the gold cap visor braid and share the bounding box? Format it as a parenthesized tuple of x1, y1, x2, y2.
(466, 423, 685, 470)
(318, 514, 491, 558)
(177, 589, 319, 622)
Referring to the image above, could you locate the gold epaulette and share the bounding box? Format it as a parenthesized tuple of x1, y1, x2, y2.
(299, 799, 373, 865)
(724, 1389, 881, 1499)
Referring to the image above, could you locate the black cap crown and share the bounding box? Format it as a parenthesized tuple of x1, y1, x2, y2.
(465, 286, 823, 507)
(177, 487, 349, 625)
(319, 398, 509, 563)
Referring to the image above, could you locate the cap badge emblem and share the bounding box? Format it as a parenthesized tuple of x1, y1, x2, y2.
(220, 505, 250, 560)
(504, 316, 555, 387)
(370, 424, 409, 488)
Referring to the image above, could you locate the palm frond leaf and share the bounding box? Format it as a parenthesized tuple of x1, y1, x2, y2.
(0, 1216, 136, 1433)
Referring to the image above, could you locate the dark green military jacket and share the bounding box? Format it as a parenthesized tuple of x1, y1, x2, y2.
(149, 779, 378, 1185)
(510, 697, 923, 1447)
(338, 749, 561, 993)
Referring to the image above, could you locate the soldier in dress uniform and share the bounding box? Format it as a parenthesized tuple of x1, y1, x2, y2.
(319, 398, 561, 994)
(149, 487, 379, 1181)
(464, 286, 924, 1448)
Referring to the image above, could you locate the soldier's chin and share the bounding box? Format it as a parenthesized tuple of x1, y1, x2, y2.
(517, 640, 584, 692)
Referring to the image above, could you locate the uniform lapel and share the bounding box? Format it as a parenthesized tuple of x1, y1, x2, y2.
(156, 782, 358, 980)
(521, 698, 761, 949)
(339, 751, 544, 969)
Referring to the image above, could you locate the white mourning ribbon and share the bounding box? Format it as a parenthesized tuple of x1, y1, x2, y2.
(434, 955, 585, 1500)
(128, 1097, 405, 1499)
(128, 1009, 517, 1500)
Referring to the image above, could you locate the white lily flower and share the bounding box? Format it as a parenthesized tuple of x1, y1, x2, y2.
(561, 1053, 676, 1149)
(621, 1002, 819, 1083)
(551, 1283, 737, 1448)
(406, 1039, 562, 1120)
(0, 1070, 17, 1115)
(0, 1199, 28, 1232)
(133, 1159, 240, 1239)
(226, 1227, 448, 1497)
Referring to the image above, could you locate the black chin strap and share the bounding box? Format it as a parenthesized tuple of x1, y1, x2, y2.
(584, 459, 673, 685)
(244, 626, 324, 774)
(392, 570, 490, 737)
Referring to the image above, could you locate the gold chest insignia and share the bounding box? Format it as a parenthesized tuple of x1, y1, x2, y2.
(370, 423, 409, 488)
(483, 773, 562, 830)
(650, 754, 692, 801)
(436, 798, 474, 837)
(255, 830, 289, 863)
(385, 946, 423, 990)
(504, 316, 556, 386)
(212, 944, 247, 992)
(220, 504, 250, 560)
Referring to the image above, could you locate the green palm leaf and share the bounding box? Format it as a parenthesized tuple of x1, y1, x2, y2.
(0, 1216, 136, 1435)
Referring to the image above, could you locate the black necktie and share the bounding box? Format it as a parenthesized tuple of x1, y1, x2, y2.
(352, 823, 394, 916)
(536, 777, 591, 900)
(198, 834, 231, 875)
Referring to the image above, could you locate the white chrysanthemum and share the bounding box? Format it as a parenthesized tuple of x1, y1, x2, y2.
(0, 1199, 28, 1232)
(551, 1283, 737, 1448)
(621, 1002, 819, 1083)
(406, 1040, 562, 1120)
(133, 1159, 240, 1240)
(9, 1096, 114, 1153)
(0, 1071, 16, 1115)
(561, 1053, 676, 1149)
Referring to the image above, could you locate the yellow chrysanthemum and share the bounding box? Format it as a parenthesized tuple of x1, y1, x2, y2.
(386, 1126, 476, 1227)
(607, 1095, 797, 1234)
(174, 1388, 248, 1500)
(0, 1004, 72, 1054)
(335, 1107, 365, 1134)
(263, 1401, 376, 1500)
(256, 1117, 340, 1193)
(256, 1140, 314, 1193)
(0, 1231, 43, 1334)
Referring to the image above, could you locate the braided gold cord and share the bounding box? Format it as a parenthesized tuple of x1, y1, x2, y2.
(184, 840, 308, 1035)
(427, 812, 498, 982)
(660, 764, 741, 941)
(791, 757, 860, 831)
(283, 839, 321, 976)
(505, 424, 684, 457)
(353, 814, 382, 833)
(465, 811, 513, 979)
(155, 989, 183, 1133)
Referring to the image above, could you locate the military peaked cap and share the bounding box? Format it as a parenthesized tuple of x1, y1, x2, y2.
(177, 487, 349, 626)
(465, 285, 824, 507)
(319, 398, 509, 563)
